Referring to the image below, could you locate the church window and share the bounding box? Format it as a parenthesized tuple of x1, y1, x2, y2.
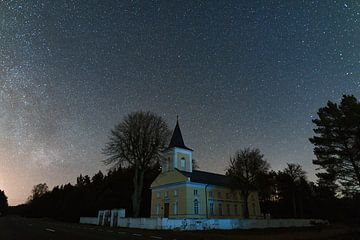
(194, 199, 199, 214)
(209, 202, 214, 215)
(181, 158, 186, 169)
(218, 203, 223, 216)
(156, 203, 160, 215)
(164, 161, 169, 172)
(173, 201, 178, 215)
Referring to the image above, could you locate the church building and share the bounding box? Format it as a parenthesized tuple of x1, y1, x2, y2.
(150, 120, 262, 219)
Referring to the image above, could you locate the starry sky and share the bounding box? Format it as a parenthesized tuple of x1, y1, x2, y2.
(1, 0, 359, 205)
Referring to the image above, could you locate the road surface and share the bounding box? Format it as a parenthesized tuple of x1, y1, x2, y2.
(0, 215, 178, 240)
(0, 215, 357, 240)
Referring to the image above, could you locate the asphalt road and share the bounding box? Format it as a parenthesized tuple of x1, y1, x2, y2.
(0, 215, 180, 240)
(0, 215, 357, 240)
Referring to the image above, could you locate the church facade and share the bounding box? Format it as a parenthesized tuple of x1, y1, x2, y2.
(150, 121, 262, 219)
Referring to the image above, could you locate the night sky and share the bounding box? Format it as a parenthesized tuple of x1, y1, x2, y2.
(1, 1, 359, 205)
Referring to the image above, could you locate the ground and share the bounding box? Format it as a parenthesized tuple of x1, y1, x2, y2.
(0, 215, 358, 240)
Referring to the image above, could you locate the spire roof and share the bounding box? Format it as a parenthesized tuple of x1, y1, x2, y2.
(168, 118, 192, 151)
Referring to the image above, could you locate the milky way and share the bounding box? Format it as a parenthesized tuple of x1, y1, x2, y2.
(0, 1, 359, 205)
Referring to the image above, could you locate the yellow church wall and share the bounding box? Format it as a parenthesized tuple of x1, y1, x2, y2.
(184, 186, 207, 218)
(151, 185, 189, 218)
(200, 186, 262, 219)
(151, 182, 262, 219)
(151, 170, 187, 188)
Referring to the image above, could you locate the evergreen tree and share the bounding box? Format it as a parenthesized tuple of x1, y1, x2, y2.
(310, 95, 360, 195)
(0, 190, 8, 216)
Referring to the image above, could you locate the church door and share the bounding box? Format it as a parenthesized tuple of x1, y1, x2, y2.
(164, 203, 169, 218)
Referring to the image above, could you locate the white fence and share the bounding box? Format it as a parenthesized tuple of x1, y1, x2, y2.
(80, 208, 328, 230)
(80, 209, 126, 226)
(116, 218, 328, 230)
(80, 214, 328, 230)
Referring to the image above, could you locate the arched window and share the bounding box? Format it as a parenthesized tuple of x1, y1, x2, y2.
(193, 199, 199, 215)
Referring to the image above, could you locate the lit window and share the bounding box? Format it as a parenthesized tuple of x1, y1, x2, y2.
(194, 199, 199, 214)
(194, 189, 198, 196)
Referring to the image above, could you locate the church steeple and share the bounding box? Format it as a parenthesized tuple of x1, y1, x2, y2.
(168, 118, 191, 150)
(162, 117, 193, 173)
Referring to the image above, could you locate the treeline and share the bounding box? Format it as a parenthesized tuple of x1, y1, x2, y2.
(10, 162, 359, 223)
(11, 165, 160, 222)
(259, 169, 360, 223)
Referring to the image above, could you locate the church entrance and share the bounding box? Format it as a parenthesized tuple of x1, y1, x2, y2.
(164, 203, 169, 218)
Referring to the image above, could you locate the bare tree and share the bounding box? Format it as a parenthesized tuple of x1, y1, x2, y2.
(103, 111, 170, 217)
(226, 148, 270, 218)
(192, 158, 200, 170)
(283, 163, 306, 218)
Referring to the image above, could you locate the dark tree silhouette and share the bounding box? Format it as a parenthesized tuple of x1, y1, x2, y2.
(28, 183, 49, 203)
(310, 95, 360, 195)
(15, 166, 160, 221)
(226, 148, 270, 218)
(0, 190, 8, 216)
(102, 111, 170, 217)
(282, 163, 306, 218)
(192, 158, 200, 170)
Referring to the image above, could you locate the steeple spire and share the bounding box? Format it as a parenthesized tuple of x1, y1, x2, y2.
(168, 117, 192, 150)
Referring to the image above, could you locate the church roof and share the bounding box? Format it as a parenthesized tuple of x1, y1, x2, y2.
(177, 169, 233, 187)
(168, 119, 192, 151)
